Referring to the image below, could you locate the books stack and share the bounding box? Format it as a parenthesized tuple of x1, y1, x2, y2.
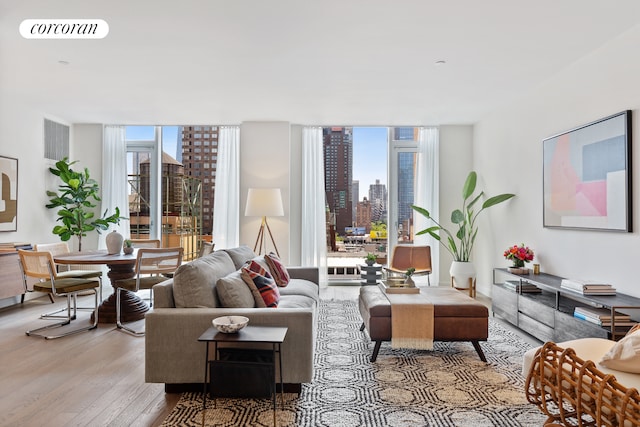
(503, 280, 541, 293)
(560, 279, 617, 296)
(573, 306, 637, 327)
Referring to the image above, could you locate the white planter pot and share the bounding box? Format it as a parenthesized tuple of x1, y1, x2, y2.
(106, 230, 124, 254)
(449, 261, 476, 289)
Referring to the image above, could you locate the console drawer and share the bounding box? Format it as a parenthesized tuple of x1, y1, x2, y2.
(519, 296, 554, 328)
(519, 312, 554, 342)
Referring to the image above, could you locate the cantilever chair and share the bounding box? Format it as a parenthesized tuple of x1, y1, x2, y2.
(384, 245, 432, 286)
(115, 247, 183, 336)
(198, 241, 215, 258)
(34, 242, 103, 303)
(18, 249, 100, 339)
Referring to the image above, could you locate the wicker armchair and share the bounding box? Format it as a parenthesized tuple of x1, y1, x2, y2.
(525, 340, 640, 426)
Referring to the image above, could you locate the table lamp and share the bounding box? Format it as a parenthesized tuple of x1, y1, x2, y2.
(244, 188, 284, 256)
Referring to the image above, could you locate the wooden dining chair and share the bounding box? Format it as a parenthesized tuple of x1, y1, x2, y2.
(115, 247, 183, 336)
(18, 249, 100, 339)
(129, 239, 161, 248)
(198, 241, 215, 258)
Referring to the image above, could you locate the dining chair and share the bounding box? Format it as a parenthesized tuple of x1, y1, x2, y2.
(18, 249, 100, 339)
(198, 241, 215, 257)
(384, 245, 432, 286)
(34, 242, 103, 303)
(115, 247, 183, 336)
(129, 239, 161, 248)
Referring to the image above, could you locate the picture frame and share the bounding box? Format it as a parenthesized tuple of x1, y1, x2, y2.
(543, 111, 632, 232)
(0, 155, 18, 232)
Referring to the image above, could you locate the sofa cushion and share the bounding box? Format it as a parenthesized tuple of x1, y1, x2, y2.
(278, 294, 317, 309)
(241, 260, 280, 308)
(265, 252, 291, 287)
(600, 328, 640, 373)
(216, 270, 256, 308)
(224, 246, 257, 270)
(278, 279, 319, 301)
(172, 250, 236, 308)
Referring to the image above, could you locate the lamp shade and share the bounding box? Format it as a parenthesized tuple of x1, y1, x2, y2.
(244, 188, 284, 217)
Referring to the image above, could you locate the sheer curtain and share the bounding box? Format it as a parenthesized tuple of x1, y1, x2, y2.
(212, 126, 240, 249)
(301, 126, 327, 285)
(415, 127, 440, 285)
(99, 125, 130, 249)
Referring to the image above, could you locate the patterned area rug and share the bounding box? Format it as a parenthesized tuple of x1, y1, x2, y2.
(162, 299, 546, 426)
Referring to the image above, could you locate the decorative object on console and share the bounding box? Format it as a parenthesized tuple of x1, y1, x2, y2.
(504, 243, 534, 274)
(123, 239, 134, 254)
(0, 155, 18, 232)
(46, 158, 125, 250)
(404, 267, 415, 287)
(244, 188, 284, 256)
(543, 110, 632, 232)
(412, 171, 514, 292)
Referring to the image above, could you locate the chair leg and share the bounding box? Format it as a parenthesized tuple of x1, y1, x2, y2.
(116, 288, 145, 337)
(26, 290, 99, 339)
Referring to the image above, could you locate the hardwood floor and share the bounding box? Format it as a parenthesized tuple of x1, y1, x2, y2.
(0, 281, 539, 426)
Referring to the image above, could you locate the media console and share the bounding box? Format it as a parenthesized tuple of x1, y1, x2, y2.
(492, 268, 640, 342)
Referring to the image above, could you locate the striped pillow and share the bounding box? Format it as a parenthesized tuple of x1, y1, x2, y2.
(265, 252, 290, 287)
(241, 260, 280, 308)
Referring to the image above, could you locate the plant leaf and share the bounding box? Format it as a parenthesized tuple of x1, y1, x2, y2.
(462, 171, 477, 200)
(482, 193, 515, 209)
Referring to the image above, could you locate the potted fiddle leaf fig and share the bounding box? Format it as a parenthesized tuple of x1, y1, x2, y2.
(411, 171, 514, 290)
(46, 158, 125, 251)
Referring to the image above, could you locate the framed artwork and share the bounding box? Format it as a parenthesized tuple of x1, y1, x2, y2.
(543, 111, 632, 232)
(0, 155, 18, 231)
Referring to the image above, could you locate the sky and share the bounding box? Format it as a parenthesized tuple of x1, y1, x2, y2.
(124, 125, 389, 201)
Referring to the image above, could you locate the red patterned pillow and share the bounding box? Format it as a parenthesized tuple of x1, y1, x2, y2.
(241, 260, 280, 308)
(265, 252, 290, 287)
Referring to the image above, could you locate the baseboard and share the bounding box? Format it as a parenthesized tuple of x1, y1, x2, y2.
(164, 382, 302, 394)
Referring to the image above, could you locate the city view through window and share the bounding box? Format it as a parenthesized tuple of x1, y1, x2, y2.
(123, 125, 419, 268)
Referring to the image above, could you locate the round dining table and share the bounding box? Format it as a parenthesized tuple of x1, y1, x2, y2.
(53, 249, 148, 324)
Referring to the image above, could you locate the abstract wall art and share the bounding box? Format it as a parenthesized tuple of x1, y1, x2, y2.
(543, 111, 632, 232)
(0, 155, 18, 232)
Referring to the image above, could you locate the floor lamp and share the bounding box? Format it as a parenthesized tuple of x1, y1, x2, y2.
(245, 188, 284, 256)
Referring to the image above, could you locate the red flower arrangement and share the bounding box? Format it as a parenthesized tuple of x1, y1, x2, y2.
(504, 243, 534, 268)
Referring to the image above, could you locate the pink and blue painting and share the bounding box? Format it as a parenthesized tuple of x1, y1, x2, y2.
(543, 111, 631, 231)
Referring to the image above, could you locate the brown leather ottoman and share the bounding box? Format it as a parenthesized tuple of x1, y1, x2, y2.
(359, 285, 489, 362)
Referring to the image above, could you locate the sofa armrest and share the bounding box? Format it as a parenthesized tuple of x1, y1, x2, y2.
(145, 307, 316, 385)
(287, 267, 319, 286)
(152, 279, 176, 308)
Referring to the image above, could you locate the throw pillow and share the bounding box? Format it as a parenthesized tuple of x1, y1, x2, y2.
(241, 260, 280, 308)
(216, 270, 256, 308)
(599, 328, 640, 373)
(264, 252, 290, 287)
(172, 250, 236, 308)
(224, 246, 258, 270)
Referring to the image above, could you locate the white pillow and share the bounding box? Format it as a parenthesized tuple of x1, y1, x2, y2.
(599, 328, 640, 373)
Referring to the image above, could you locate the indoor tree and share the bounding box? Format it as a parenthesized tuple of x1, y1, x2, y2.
(46, 158, 124, 251)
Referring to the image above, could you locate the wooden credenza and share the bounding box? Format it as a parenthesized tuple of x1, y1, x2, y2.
(0, 251, 25, 300)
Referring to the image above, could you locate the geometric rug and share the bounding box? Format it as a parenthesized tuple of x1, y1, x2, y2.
(161, 299, 547, 426)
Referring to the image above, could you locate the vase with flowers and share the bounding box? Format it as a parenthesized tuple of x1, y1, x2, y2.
(504, 243, 534, 274)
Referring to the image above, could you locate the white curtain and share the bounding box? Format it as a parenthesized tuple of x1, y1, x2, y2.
(99, 125, 130, 249)
(415, 127, 440, 286)
(301, 126, 328, 285)
(212, 126, 240, 249)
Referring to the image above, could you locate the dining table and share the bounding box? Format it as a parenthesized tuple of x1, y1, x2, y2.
(53, 249, 148, 324)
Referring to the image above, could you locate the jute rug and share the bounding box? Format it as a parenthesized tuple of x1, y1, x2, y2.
(162, 299, 546, 426)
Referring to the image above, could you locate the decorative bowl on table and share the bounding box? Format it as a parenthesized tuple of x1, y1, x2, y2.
(212, 316, 249, 333)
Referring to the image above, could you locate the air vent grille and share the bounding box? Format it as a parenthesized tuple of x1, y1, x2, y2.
(44, 119, 69, 161)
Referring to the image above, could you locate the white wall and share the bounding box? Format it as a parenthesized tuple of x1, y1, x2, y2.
(474, 25, 640, 298)
(239, 121, 292, 263)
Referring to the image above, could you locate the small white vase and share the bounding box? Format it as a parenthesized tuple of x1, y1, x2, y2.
(449, 261, 476, 289)
(106, 230, 124, 254)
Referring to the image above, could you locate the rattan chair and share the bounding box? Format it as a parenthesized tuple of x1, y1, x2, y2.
(384, 245, 432, 285)
(18, 249, 100, 339)
(115, 247, 183, 336)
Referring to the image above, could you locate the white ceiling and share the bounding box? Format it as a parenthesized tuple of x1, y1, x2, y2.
(2, 0, 640, 126)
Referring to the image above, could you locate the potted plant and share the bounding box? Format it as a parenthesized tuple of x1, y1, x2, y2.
(46, 158, 124, 251)
(365, 253, 377, 266)
(411, 171, 515, 289)
(405, 267, 416, 287)
(123, 239, 134, 255)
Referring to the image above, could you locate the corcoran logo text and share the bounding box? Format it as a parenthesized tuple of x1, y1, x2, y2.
(20, 19, 109, 39)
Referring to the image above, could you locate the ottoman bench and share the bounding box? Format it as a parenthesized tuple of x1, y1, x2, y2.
(359, 285, 489, 362)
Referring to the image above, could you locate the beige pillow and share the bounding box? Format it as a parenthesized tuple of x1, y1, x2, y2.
(172, 251, 236, 308)
(216, 271, 256, 308)
(599, 328, 640, 373)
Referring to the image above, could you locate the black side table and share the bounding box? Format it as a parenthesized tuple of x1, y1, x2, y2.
(198, 325, 288, 426)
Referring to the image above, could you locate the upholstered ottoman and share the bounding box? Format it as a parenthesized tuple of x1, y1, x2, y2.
(359, 285, 489, 362)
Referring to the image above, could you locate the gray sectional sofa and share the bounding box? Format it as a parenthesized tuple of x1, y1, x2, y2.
(145, 246, 319, 392)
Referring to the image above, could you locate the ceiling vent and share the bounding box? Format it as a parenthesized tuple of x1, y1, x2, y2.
(44, 119, 69, 161)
